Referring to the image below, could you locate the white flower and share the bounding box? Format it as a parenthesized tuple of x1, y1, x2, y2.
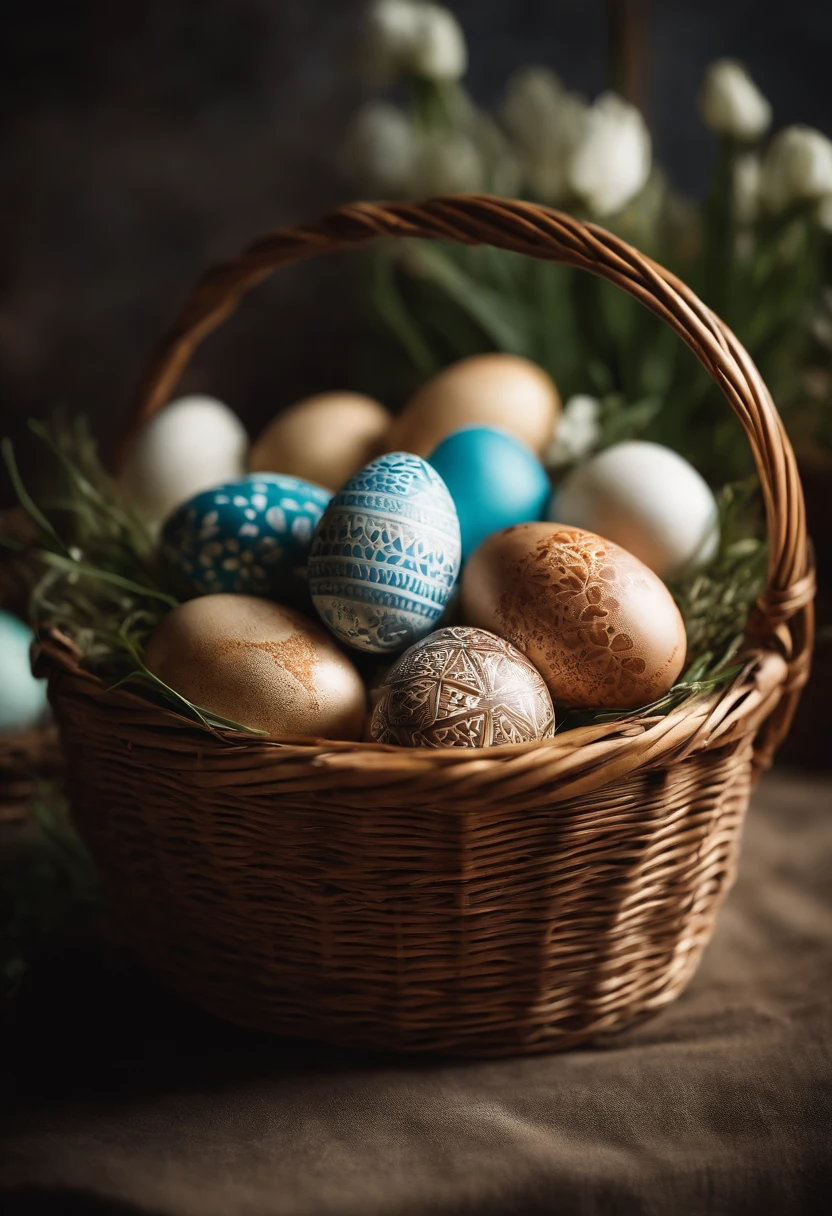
(362, 1, 421, 82)
(500, 67, 588, 203)
(543, 395, 602, 468)
(566, 93, 651, 217)
(410, 4, 467, 81)
(362, 1, 466, 83)
(413, 131, 484, 194)
(733, 152, 761, 223)
(699, 60, 772, 141)
(343, 102, 418, 195)
(760, 126, 832, 213)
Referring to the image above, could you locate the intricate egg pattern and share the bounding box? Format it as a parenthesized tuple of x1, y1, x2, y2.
(461, 523, 686, 710)
(308, 452, 462, 653)
(161, 474, 332, 596)
(371, 626, 556, 748)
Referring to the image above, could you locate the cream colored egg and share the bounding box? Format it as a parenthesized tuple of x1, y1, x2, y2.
(144, 595, 366, 739)
(120, 395, 248, 526)
(549, 441, 719, 579)
(460, 523, 686, 711)
(249, 392, 391, 491)
(386, 354, 560, 457)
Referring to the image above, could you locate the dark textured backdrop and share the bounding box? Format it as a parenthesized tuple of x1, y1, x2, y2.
(1, 1, 831, 501)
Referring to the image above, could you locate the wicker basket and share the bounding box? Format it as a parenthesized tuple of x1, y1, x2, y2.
(38, 198, 814, 1057)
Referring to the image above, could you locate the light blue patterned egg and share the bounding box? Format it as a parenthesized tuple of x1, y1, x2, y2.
(0, 609, 48, 734)
(161, 474, 332, 597)
(308, 452, 462, 654)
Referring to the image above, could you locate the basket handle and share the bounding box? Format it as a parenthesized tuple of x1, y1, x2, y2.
(121, 196, 814, 719)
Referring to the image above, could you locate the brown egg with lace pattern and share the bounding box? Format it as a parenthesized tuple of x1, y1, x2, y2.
(460, 523, 686, 711)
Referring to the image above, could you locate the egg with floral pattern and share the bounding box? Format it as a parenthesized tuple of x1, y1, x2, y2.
(160, 474, 332, 597)
(308, 452, 462, 653)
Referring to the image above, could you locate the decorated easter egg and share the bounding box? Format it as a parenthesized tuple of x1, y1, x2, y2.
(461, 523, 686, 710)
(385, 354, 560, 457)
(549, 441, 719, 579)
(0, 609, 48, 733)
(249, 392, 391, 490)
(161, 474, 331, 597)
(428, 425, 551, 559)
(144, 595, 366, 739)
(120, 395, 248, 525)
(308, 452, 461, 653)
(371, 625, 556, 748)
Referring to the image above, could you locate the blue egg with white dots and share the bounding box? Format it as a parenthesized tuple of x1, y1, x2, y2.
(161, 474, 332, 597)
(427, 425, 551, 559)
(308, 452, 461, 654)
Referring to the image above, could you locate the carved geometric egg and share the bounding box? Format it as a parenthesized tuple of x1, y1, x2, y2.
(370, 625, 556, 748)
(460, 522, 687, 711)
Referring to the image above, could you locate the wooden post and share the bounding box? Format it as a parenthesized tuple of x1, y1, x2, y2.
(606, 0, 651, 124)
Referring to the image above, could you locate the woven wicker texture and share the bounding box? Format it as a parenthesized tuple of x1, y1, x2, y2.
(42, 197, 814, 1055)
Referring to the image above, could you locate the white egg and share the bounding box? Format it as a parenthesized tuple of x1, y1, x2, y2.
(548, 441, 719, 579)
(120, 395, 248, 525)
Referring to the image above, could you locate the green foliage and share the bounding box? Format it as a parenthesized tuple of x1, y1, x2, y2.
(351, 72, 832, 480)
(1, 420, 265, 735)
(1, 785, 101, 1012)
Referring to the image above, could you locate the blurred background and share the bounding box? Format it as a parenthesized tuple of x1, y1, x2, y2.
(2, 0, 832, 500)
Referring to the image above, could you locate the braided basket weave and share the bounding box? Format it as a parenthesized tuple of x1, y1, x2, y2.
(39, 198, 814, 1056)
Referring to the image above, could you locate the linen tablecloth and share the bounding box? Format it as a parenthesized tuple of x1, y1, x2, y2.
(1, 771, 830, 1215)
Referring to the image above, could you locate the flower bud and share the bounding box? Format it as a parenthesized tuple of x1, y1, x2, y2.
(410, 4, 467, 81)
(566, 94, 652, 217)
(500, 67, 587, 204)
(699, 60, 771, 141)
(760, 125, 832, 213)
(343, 102, 418, 195)
(362, 1, 466, 83)
(544, 396, 603, 468)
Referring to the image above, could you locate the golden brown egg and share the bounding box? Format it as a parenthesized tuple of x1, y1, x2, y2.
(370, 625, 556, 747)
(249, 392, 391, 490)
(385, 354, 560, 457)
(460, 523, 687, 710)
(144, 594, 366, 739)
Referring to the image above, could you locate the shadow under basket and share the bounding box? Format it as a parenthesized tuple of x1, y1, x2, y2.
(39, 197, 814, 1057)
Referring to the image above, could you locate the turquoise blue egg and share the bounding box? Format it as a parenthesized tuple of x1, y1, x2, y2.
(427, 425, 551, 559)
(308, 452, 461, 653)
(0, 609, 48, 733)
(161, 474, 332, 597)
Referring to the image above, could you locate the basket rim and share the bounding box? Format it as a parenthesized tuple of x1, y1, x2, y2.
(39, 627, 790, 803)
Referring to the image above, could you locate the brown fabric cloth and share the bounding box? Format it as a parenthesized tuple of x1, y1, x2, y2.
(1, 772, 831, 1216)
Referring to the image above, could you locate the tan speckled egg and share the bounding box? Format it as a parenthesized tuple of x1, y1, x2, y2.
(144, 595, 366, 739)
(460, 523, 686, 711)
(370, 626, 556, 748)
(385, 354, 560, 457)
(249, 392, 391, 490)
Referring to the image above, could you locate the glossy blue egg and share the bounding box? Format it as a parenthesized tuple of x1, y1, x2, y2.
(308, 452, 461, 653)
(161, 474, 332, 596)
(427, 425, 551, 559)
